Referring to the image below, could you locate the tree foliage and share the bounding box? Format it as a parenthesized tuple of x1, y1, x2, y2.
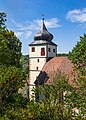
(57, 53, 68, 57)
(0, 72, 86, 120)
(20, 55, 29, 74)
(0, 12, 22, 67)
(69, 34, 86, 74)
(20, 73, 85, 120)
(0, 12, 86, 120)
(68, 34, 86, 118)
(0, 65, 28, 116)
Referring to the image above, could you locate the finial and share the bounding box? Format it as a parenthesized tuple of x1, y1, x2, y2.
(42, 14, 44, 21)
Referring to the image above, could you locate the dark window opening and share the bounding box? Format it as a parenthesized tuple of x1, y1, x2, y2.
(37, 59, 39, 62)
(48, 48, 50, 52)
(53, 49, 55, 52)
(41, 48, 45, 56)
(32, 47, 35, 52)
(36, 67, 38, 70)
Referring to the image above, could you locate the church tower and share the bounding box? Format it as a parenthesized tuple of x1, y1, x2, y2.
(29, 17, 57, 99)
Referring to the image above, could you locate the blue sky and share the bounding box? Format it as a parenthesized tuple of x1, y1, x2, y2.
(0, 0, 86, 55)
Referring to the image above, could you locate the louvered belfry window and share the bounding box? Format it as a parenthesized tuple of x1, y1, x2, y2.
(41, 47, 45, 56)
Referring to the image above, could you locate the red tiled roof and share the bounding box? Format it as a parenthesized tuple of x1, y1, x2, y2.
(42, 57, 76, 86)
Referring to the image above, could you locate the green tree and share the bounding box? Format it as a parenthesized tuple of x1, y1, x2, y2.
(20, 55, 29, 74)
(24, 73, 85, 120)
(0, 65, 28, 117)
(0, 12, 28, 120)
(0, 72, 85, 120)
(0, 12, 22, 67)
(69, 34, 86, 74)
(68, 34, 86, 118)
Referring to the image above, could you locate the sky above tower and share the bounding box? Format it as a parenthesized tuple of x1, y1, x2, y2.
(0, 0, 86, 55)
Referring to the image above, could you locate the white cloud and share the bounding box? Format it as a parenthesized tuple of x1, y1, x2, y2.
(14, 31, 32, 40)
(11, 17, 61, 40)
(24, 31, 32, 39)
(34, 18, 61, 28)
(11, 18, 23, 28)
(15, 31, 23, 37)
(11, 17, 61, 30)
(66, 8, 86, 23)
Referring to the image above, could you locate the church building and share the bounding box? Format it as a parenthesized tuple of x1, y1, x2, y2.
(29, 17, 57, 99)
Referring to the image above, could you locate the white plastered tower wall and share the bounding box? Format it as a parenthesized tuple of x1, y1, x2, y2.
(29, 17, 57, 100)
(29, 45, 47, 99)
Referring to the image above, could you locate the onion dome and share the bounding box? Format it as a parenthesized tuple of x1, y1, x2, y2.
(34, 17, 53, 41)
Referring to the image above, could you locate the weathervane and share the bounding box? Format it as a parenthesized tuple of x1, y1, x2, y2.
(42, 14, 44, 21)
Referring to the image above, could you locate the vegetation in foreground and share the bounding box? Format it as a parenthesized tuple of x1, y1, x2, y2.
(0, 12, 86, 120)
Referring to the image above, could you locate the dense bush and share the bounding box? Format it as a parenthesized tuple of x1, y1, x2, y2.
(0, 65, 27, 116)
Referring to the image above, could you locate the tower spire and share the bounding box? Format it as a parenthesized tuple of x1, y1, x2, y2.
(34, 16, 53, 41)
(40, 14, 47, 31)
